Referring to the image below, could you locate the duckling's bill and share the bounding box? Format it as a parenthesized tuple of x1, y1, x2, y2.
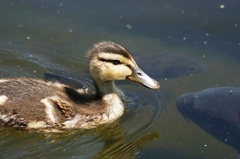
(127, 66, 160, 89)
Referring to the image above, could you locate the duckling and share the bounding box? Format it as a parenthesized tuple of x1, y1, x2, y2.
(0, 41, 160, 130)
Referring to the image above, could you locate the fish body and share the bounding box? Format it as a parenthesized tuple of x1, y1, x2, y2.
(177, 87, 240, 153)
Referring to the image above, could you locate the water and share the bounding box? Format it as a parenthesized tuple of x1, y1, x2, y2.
(0, 0, 240, 159)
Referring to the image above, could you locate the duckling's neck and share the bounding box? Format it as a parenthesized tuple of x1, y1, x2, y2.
(93, 80, 124, 99)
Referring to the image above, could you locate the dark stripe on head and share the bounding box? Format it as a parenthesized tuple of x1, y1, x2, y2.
(88, 41, 132, 59)
(99, 58, 132, 68)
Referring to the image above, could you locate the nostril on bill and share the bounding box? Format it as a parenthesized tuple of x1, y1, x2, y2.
(137, 72, 142, 76)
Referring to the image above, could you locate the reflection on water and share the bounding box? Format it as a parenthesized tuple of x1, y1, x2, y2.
(0, 123, 159, 158)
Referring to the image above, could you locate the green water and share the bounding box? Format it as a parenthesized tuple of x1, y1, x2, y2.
(0, 0, 240, 159)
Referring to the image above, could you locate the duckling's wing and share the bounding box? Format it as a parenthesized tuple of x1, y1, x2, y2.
(56, 99, 76, 119)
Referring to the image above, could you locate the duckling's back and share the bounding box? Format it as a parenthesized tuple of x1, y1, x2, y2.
(0, 78, 106, 129)
(0, 78, 64, 128)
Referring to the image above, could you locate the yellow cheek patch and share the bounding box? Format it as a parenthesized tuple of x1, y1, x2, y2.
(108, 66, 132, 80)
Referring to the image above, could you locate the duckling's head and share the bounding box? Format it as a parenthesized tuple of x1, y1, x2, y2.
(88, 41, 160, 92)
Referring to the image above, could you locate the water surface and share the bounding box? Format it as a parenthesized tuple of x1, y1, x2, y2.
(0, 0, 240, 159)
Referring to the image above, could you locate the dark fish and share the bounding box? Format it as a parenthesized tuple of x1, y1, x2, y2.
(177, 87, 240, 157)
(135, 54, 206, 78)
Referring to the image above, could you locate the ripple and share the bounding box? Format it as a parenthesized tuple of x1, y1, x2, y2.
(97, 89, 164, 159)
(0, 35, 88, 77)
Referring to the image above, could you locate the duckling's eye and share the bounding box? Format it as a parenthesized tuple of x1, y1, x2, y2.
(112, 60, 122, 65)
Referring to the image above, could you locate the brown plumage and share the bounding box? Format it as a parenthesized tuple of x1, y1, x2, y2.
(0, 41, 160, 130)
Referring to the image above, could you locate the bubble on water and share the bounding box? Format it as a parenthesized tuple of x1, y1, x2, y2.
(126, 24, 132, 29)
(18, 24, 23, 28)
